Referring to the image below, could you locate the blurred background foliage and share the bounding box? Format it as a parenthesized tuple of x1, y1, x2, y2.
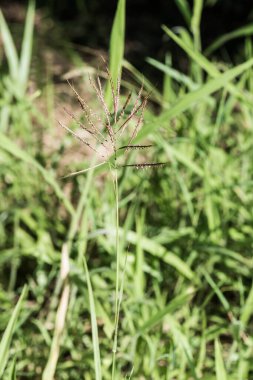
(1, 0, 253, 379)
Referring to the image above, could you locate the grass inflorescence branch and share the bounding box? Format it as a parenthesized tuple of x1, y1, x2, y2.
(60, 61, 168, 172)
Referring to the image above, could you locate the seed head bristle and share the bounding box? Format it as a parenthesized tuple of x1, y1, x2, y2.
(63, 106, 94, 137)
(93, 76, 111, 123)
(89, 74, 115, 150)
(121, 162, 168, 169)
(97, 57, 121, 134)
(126, 90, 152, 148)
(67, 80, 87, 111)
(117, 95, 146, 139)
(58, 120, 104, 158)
(61, 65, 164, 175)
(63, 107, 109, 153)
(116, 83, 145, 137)
(125, 97, 147, 150)
(118, 145, 152, 151)
(104, 64, 119, 124)
(116, 92, 132, 124)
(115, 76, 121, 122)
(67, 80, 105, 142)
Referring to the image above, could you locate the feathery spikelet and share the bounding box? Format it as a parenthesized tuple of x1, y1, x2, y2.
(60, 59, 167, 175)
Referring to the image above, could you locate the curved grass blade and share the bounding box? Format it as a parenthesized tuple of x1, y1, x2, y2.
(162, 25, 253, 104)
(205, 24, 253, 56)
(0, 285, 28, 377)
(0, 9, 19, 81)
(0, 132, 74, 216)
(157, 57, 253, 124)
(162, 25, 221, 78)
(61, 161, 107, 179)
(159, 139, 204, 177)
(200, 246, 252, 267)
(202, 270, 230, 312)
(124, 230, 195, 281)
(105, 0, 126, 109)
(138, 56, 253, 141)
(123, 59, 164, 104)
(146, 56, 199, 91)
(140, 288, 195, 332)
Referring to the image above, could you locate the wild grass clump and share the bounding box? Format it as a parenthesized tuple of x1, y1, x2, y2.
(59, 61, 168, 379)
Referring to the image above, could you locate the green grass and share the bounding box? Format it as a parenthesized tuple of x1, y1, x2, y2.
(1, 0, 253, 379)
(0, 286, 27, 378)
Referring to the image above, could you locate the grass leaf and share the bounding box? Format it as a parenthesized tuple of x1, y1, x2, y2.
(0, 9, 19, 81)
(205, 23, 253, 56)
(240, 282, 253, 326)
(162, 25, 253, 103)
(0, 286, 27, 377)
(215, 339, 228, 380)
(0, 133, 74, 216)
(191, 0, 203, 51)
(138, 55, 253, 141)
(147, 56, 198, 91)
(105, 0, 126, 109)
(202, 270, 230, 312)
(19, 0, 35, 93)
(174, 0, 192, 26)
(124, 230, 196, 281)
(140, 288, 195, 332)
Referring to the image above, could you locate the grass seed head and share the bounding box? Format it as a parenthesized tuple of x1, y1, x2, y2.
(60, 63, 168, 173)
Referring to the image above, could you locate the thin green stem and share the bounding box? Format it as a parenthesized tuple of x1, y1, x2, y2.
(111, 164, 120, 379)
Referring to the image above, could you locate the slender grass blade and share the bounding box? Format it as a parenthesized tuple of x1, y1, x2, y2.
(0, 10, 19, 80)
(0, 285, 27, 377)
(105, 0, 125, 109)
(83, 258, 102, 380)
(19, 0, 35, 93)
(215, 339, 228, 380)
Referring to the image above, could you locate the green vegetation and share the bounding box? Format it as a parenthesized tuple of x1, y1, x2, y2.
(1, 0, 253, 379)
